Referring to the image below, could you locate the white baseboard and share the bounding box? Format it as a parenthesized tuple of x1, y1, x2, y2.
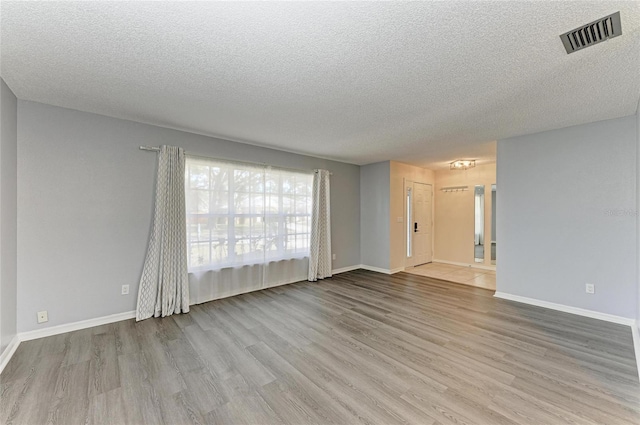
(19, 310, 136, 342)
(1, 310, 136, 374)
(13, 266, 364, 347)
(6, 284, 638, 382)
(495, 291, 640, 382)
(632, 324, 640, 382)
(0, 334, 21, 375)
(331, 265, 362, 275)
(493, 292, 636, 326)
(360, 264, 402, 275)
(433, 259, 496, 271)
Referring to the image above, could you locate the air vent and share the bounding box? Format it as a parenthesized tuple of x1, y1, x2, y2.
(560, 12, 622, 54)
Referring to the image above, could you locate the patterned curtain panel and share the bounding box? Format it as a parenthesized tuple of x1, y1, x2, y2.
(136, 145, 189, 321)
(308, 169, 332, 281)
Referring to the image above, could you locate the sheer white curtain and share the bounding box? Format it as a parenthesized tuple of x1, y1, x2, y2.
(136, 145, 189, 321)
(308, 169, 332, 281)
(185, 157, 313, 304)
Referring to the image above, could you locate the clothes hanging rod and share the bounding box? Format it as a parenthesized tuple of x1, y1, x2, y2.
(139, 146, 331, 175)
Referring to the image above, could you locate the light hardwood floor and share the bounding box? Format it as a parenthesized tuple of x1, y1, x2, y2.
(405, 262, 496, 290)
(2, 270, 639, 425)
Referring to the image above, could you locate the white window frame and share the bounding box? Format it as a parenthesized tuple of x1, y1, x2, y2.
(185, 157, 313, 271)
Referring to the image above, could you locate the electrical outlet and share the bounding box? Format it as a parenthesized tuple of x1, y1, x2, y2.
(585, 283, 595, 294)
(121, 284, 130, 295)
(37, 310, 48, 324)
(396, 217, 403, 223)
(332, 254, 336, 261)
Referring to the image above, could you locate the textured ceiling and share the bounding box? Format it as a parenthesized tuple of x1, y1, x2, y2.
(1, 2, 639, 168)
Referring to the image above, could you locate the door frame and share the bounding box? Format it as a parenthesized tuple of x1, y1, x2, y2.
(404, 179, 434, 268)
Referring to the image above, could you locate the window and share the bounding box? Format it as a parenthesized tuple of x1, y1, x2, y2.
(185, 157, 313, 270)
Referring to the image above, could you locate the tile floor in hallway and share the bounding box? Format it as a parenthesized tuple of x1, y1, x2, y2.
(404, 262, 496, 290)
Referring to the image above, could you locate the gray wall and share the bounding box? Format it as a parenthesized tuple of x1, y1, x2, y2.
(497, 115, 637, 319)
(491, 187, 496, 243)
(637, 100, 640, 331)
(17, 100, 360, 332)
(1, 78, 18, 353)
(360, 161, 390, 269)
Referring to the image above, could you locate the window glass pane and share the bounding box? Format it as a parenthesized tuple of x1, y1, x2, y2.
(295, 234, 309, 251)
(282, 195, 294, 214)
(186, 215, 210, 242)
(186, 158, 312, 270)
(187, 190, 209, 214)
(189, 242, 210, 268)
(264, 238, 280, 256)
(296, 216, 310, 235)
(189, 165, 209, 189)
(234, 217, 251, 238)
(295, 197, 308, 214)
(265, 173, 278, 193)
(284, 216, 296, 234)
(210, 217, 228, 239)
(210, 167, 228, 191)
(234, 239, 251, 256)
(235, 170, 250, 192)
(265, 216, 279, 237)
(210, 191, 228, 214)
(251, 217, 265, 238)
(250, 238, 265, 252)
(211, 239, 228, 263)
(251, 194, 264, 215)
(282, 176, 294, 194)
(295, 179, 309, 195)
(264, 218, 280, 256)
(265, 194, 279, 213)
(234, 193, 250, 214)
(250, 171, 263, 192)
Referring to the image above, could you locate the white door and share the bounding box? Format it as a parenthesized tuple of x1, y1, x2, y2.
(406, 181, 433, 267)
(413, 183, 432, 265)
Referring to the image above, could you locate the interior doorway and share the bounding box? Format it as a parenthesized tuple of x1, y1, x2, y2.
(406, 181, 433, 267)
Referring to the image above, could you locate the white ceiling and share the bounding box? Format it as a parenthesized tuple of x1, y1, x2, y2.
(1, 2, 639, 168)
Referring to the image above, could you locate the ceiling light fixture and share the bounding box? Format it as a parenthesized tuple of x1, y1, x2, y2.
(450, 159, 476, 170)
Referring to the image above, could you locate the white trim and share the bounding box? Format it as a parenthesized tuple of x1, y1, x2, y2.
(360, 265, 391, 274)
(631, 324, 640, 382)
(12, 266, 357, 347)
(495, 292, 640, 382)
(19, 310, 136, 342)
(331, 265, 361, 275)
(359, 264, 401, 275)
(433, 259, 496, 271)
(0, 335, 21, 375)
(5, 286, 638, 382)
(493, 292, 636, 326)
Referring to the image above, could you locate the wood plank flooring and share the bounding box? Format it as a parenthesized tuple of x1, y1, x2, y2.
(2, 270, 639, 424)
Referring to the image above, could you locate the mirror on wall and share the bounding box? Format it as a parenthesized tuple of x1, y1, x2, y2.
(491, 184, 496, 265)
(406, 186, 412, 258)
(474, 185, 485, 263)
